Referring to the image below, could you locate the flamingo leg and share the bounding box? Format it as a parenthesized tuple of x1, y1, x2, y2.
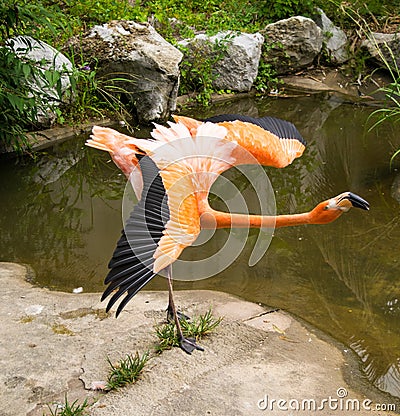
(167, 304, 191, 322)
(166, 265, 204, 354)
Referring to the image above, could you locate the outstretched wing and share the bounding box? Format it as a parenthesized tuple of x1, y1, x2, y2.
(205, 114, 306, 168)
(101, 154, 170, 316)
(101, 153, 202, 316)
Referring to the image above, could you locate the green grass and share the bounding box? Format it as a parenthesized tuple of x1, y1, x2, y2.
(44, 395, 91, 416)
(106, 351, 150, 390)
(41, 311, 221, 414)
(155, 308, 223, 353)
(104, 310, 222, 389)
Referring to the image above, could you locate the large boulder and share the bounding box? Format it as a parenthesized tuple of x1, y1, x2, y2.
(314, 8, 349, 64)
(66, 20, 183, 123)
(6, 36, 73, 126)
(179, 31, 264, 92)
(261, 16, 323, 74)
(361, 32, 400, 72)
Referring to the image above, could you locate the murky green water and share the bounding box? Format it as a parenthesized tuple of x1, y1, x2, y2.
(1, 93, 400, 398)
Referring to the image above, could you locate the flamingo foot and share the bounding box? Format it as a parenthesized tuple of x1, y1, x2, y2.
(179, 336, 204, 355)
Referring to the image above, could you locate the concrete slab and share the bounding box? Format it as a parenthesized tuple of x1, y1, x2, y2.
(0, 262, 398, 416)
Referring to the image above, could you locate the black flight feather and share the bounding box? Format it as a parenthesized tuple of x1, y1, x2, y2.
(102, 154, 170, 316)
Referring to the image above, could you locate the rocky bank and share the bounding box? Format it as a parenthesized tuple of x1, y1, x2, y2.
(1, 262, 398, 416)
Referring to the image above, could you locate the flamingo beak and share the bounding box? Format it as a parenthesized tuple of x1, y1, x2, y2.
(347, 192, 370, 210)
(333, 192, 369, 211)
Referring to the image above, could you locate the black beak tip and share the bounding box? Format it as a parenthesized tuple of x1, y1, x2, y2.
(348, 192, 370, 211)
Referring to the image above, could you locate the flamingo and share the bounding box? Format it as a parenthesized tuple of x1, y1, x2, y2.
(86, 113, 369, 354)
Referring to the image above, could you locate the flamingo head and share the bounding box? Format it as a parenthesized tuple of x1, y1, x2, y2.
(327, 192, 370, 212)
(310, 192, 369, 224)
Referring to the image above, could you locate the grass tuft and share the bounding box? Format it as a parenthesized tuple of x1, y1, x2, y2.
(106, 351, 150, 390)
(44, 395, 90, 416)
(154, 308, 223, 353)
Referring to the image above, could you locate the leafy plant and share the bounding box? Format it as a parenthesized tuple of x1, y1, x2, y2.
(261, 0, 315, 21)
(178, 34, 233, 106)
(106, 351, 150, 390)
(0, 0, 67, 41)
(369, 81, 400, 126)
(60, 0, 146, 33)
(368, 78, 400, 166)
(154, 308, 222, 353)
(63, 0, 123, 23)
(58, 56, 136, 127)
(0, 41, 67, 152)
(0, 13, 136, 153)
(0, 1, 67, 153)
(45, 395, 91, 416)
(254, 43, 281, 93)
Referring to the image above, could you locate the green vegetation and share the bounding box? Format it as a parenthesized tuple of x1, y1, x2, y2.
(322, 0, 400, 30)
(106, 351, 150, 390)
(0, 1, 136, 153)
(335, 2, 400, 161)
(144, 0, 316, 38)
(42, 309, 221, 412)
(0, 37, 64, 152)
(0, 1, 67, 152)
(154, 308, 222, 353)
(374, 82, 400, 166)
(178, 33, 235, 105)
(0, 0, 399, 153)
(367, 54, 400, 154)
(254, 42, 282, 93)
(45, 395, 91, 416)
(85, 310, 220, 392)
(58, 60, 136, 126)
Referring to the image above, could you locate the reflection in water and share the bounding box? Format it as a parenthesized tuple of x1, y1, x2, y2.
(1, 94, 400, 398)
(0, 139, 125, 290)
(311, 221, 400, 398)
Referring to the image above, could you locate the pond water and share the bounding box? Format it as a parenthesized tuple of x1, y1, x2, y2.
(1, 92, 400, 399)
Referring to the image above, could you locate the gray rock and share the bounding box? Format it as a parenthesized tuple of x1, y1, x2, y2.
(6, 36, 73, 126)
(179, 31, 264, 92)
(314, 8, 349, 64)
(262, 16, 323, 74)
(67, 21, 183, 123)
(361, 32, 400, 71)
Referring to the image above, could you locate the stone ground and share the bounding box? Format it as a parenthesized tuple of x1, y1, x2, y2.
(0, 262, 399, 416)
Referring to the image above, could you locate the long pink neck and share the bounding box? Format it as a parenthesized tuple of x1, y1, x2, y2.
(200, 209, 311, 229)
(197, 193, 342, 229)
(197, 193, 313, 229)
